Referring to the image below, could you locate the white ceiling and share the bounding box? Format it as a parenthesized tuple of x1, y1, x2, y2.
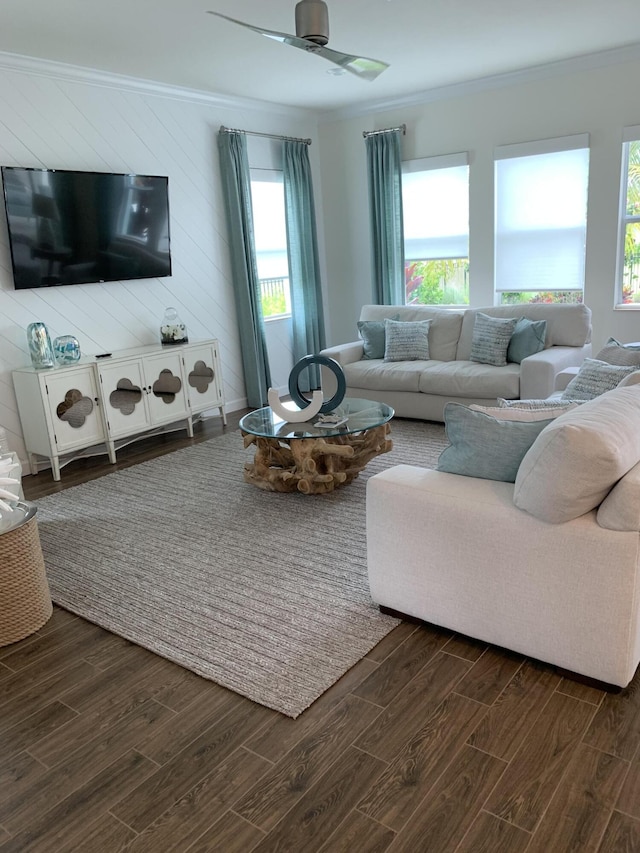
(1, 0, 640, 113)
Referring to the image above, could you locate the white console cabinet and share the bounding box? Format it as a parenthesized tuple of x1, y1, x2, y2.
(12, 340, 226, 481)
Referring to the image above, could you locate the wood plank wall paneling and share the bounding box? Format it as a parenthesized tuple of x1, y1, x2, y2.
(0, 61, 313, 468)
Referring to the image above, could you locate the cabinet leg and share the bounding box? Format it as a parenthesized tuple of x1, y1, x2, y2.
(28, 453, 39, 476)
(220, 406, 227, 426)
(106, 440, 117, 465)
(51, 456, 61, 482)
(186, 417, 194, 438)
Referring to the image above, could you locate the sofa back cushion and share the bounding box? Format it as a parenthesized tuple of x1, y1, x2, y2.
(359, 305, 463, 361)
(513, 385, 640, 523)
(456, 304, 592, 360)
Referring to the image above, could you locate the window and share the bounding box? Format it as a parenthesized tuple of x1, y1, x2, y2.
(494, 134, 589, 305)
(616, 128, 640, 306)
(402, 153, 469, 305)
(250, 170, 291, 318)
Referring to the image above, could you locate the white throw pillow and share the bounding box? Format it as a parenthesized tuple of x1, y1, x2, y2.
(513, 385, 640, 524)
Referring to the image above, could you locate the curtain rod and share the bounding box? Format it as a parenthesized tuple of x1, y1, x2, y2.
(362, 124, 406, 139)
(219, 125, 312, 146)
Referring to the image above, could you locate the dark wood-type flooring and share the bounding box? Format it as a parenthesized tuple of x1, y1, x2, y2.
(2, 413, 640, 851)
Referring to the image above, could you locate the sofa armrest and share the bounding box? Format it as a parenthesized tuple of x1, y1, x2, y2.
(366, 465, 640, 686)
(519, 344, 592, 399)
(554, 366, 580, 392)
(320, 341, 364, 366)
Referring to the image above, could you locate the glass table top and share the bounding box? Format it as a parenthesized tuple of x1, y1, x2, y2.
(239, 397, 394, 440)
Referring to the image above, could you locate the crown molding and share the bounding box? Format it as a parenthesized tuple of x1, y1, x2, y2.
(0, 50, 313, 119)
(319, 42, 640, 122)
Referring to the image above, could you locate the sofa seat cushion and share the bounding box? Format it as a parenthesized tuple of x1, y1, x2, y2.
(514, 385, 640, 523)
(343, 359, 432, 393)
(417, 360, 521, 399)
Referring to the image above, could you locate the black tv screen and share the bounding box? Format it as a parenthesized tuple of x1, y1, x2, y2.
(1, 167, 171, 289)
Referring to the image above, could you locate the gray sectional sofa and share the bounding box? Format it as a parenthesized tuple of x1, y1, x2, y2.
(321, 303, 592, 421)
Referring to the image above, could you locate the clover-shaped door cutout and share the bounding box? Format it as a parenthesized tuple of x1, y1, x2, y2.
(188, 360, 214, 395)
(110, 378, 142, 415)
(56, 388, 94, 429)
(152, 369, 182, 404)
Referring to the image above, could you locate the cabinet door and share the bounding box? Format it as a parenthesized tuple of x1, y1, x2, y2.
(97, 359, 151, 438)
(182, 343, 223, 415)
(44, 367, 106, 452)
(143, 351, 189, 426)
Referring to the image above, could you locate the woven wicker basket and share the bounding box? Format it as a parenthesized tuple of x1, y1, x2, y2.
(0, 503, 52, 646)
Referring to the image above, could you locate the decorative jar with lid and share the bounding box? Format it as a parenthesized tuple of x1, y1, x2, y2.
(160, 308, 188, 345)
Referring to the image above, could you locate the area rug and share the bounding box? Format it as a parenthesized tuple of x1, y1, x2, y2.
(36, 418, 448, 717)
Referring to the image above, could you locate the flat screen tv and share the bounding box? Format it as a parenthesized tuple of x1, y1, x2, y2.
(1, 167, 171, 289)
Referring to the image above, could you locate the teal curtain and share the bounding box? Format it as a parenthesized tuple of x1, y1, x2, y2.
(283, 140, 326, 391)
(217, 129, 271, 407)
(365, 130, 405, 305)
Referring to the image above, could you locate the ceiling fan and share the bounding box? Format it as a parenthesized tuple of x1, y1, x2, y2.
(207, 0, 389, 82)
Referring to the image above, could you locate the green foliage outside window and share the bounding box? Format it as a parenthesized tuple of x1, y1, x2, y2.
(261, 292, 288, 317)
(500, 291, 583, 305)
(622, 141, 640, 303)
(405, 259, 469, 305)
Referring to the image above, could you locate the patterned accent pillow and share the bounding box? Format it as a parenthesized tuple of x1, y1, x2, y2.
(437, 403, 553, 482)
(470, 313, 518, 367)
(507, 318, 547, 364)
(470, 403, 577, 421)
(595, 337, 640, 367)
(561, 358, 638, 402)
(498, 398, 580, 412)
(383, 319, 432, 362)
(357, 314, 400, 359)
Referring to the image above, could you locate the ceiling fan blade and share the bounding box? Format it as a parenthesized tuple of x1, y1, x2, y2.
(311, 45, 389, 81)
(207, 12, 305, 46)
(207, 12, 389, 81)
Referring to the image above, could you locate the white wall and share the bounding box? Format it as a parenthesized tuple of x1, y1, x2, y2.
(0, 61, 318, 465)
(318, 56, 640, 350)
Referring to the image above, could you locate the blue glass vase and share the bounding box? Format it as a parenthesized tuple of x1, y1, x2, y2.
(53, 335, 81, 365)
(26, 322, 55, 369)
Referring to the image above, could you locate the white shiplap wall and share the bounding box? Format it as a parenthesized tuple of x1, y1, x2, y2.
(0, 60, 318, 467)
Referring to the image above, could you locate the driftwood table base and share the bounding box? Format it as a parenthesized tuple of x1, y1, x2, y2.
(242, 423, 393, 494)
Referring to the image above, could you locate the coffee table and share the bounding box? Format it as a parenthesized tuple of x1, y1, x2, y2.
(239, 397, 394, 494)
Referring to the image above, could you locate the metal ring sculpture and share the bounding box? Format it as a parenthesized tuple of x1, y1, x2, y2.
(288, 354, 346, 415)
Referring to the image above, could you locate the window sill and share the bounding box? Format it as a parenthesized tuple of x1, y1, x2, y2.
(614, 304, 640, 310)
(264, 313, 292, 323)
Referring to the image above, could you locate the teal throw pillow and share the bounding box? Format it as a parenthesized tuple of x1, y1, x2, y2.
(507, 318, 547, 364)
(470, 313, 518, 367)
(383, 319, 432, 362)
(357, 315, 399, 359)
(437, 402, 553, 482)
(561, 358, 638, 402)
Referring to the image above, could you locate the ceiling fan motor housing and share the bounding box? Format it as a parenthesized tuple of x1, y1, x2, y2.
(295, 0, 329, 45)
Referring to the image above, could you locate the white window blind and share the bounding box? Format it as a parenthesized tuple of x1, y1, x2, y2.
(250, 169, 287, 280)
(494, 136, 589, 292)
(402, 153, 469, 260)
